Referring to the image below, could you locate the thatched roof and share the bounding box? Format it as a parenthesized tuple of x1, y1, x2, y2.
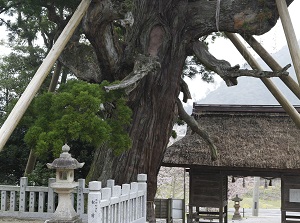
(163, 104, 300, 171)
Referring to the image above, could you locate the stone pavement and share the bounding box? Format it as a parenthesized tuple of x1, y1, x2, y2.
(231, 216, 280, 223)
(230, 209, 281, 223)
(228, 216, 281, 223)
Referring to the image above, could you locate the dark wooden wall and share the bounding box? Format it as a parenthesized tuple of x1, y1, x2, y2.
(190, 170, 227, 208)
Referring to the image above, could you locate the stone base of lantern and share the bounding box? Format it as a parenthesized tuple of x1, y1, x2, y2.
(45, 186, 81, 223)
(232, 214, 242, 220)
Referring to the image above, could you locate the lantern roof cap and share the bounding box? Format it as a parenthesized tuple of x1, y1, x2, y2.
(47, 144, 84, 170)
(232, 194, 243, 202)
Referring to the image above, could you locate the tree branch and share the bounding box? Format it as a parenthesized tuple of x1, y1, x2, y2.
(180, 78, 192, 103)
(176, 98, 218, 161)
(83, 0, 123, 81)
(104, 54, 161, 94)
(222, 64, 290, 78)
(193, 41, 290, 86)
(186, 0, 293, 38)
(0, 1, 22, 14)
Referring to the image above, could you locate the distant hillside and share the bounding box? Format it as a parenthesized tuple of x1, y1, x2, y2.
(198, 42, 300, 105)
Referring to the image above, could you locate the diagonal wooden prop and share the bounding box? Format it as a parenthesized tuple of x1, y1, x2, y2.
(226, 32, 300, 129)
(276, 0, 300, 86)
(0, 0, 92, 151)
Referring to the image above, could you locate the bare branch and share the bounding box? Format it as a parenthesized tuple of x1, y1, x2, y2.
(176, 98, 218, 161)
(104, 54, 161, 94)
(180, 78, 192, 103)
(193, 40, 290, 87)
(225, 64, 290, 78)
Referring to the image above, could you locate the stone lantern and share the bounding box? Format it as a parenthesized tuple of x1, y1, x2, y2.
(45, 144, 84, 223)
(232, 194, 243, 220)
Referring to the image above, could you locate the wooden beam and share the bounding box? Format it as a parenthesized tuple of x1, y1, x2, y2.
(241, 34, 300, 100)
(225, 32, 300, 129)
(275, 0, 300, 86)
(0, 0, 92, 151)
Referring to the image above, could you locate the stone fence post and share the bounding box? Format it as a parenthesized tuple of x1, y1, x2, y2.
(138, 174, 147, 219)
(88, 181, 102, 223)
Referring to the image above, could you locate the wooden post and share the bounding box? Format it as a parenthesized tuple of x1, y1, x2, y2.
(241, 34, 300, 100)
(167, 198, 172, 223)
(183, 168, 186, 223)
(0, 0, 92, 151)
(225, 32, 300, 129)
(275, 0, 300, 86)
(252, 177, 260, 216)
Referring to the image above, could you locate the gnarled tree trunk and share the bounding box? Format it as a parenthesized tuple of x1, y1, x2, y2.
(77, 0, 293, 221)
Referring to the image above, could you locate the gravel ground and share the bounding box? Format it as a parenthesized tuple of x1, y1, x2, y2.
(0, 217, 281, 223)
(0, 218, 44, 222)
(232, 216, 280, 223)
(0, 208, 282, 222)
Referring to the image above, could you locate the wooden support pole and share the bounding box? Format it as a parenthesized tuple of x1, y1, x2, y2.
(275, 0, 300, 86)
(0, 0, 92, 151)
(241, 34, 300, 100)
(225, 32, 300, 128)
(24, 61, 63, 176)
(252, 177, 260, 216)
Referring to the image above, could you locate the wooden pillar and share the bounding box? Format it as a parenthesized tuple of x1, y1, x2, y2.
(252, 177, 260, 216)
(0, 0, 92, 151)
(225, 32, 300, 129)
(275, 0, 300, 86)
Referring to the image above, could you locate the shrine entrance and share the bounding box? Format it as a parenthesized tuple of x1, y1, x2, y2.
(186, 167, 300, 223)
(163, 104, 300, 223)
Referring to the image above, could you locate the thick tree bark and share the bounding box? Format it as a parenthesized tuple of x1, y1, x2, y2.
(77, 0, 295, 222)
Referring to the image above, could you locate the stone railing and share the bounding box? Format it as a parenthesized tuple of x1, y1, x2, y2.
(0, 174, 147, 223)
